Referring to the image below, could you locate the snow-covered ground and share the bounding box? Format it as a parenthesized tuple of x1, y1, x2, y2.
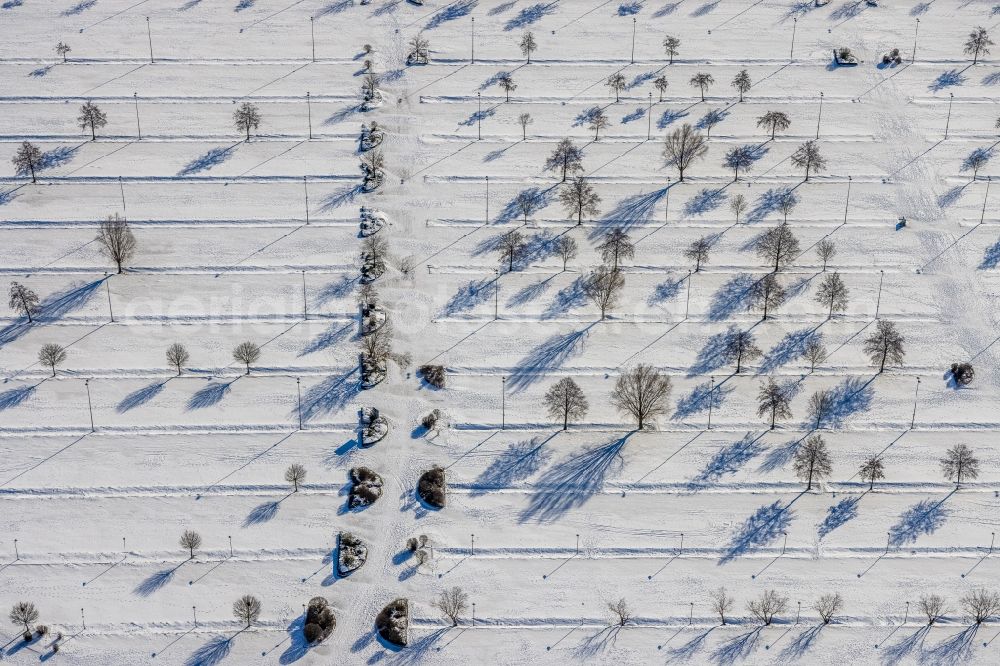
(2, 0, 1000, 664)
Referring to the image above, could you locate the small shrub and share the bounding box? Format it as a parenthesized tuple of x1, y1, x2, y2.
(421, 409, 441, 430)
(304, 623, 324, 643)
(304, 596, 336, 642)
(36, 625, 48, 636)
(23, 631, 32, 642)
(417, 466, 447, 508)
(418, 364, 446, 388)
(952, 363, 974, 386)
(406, 534, 428, 552)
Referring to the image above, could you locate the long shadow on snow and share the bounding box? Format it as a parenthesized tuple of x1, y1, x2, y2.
(758, 327, 818, 374)
(470, 434, 555, 496)
(503, 2, 558, 31)
(542, 276, 587, 318)
(299, 369, 361, 422)
(0, 279, 103, 348)
(706, 273, 755, 321)
(690, 431, 765, 486)
(816, 376, 874, 428)
(887, 491, 954, 548)
(719, 495, 800, 564)
(778, 625, 823, 661)
(520, 434, 631, 523)
(818, 495, 861, 539)
(590, 187, 669, 239)
(920, 625, 979, 666)
(117, 381, 166, 412)
(134, 562, 184, 597)
(427, 0, 477, 29)
(187, 381, 234, 410)
(710, 627, 761, 665)
(880, 626, 930, 666)
(666, 626, 715, 662)
(184, 634, 233, 666)
(178, 144, 239, 176)
(0, 384, 37, 410)
(506, 324, 593, 393)
(672, 379, 734, 420)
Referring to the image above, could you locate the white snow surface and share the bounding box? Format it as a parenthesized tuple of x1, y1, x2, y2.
(2, 0, 1000, 664)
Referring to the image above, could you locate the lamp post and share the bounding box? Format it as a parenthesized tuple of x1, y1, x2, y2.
(790, 18, 797, 61)
(303, 175, 310, 225)
(980, 176, 992, 225)
(707, 376, 715, 429)
(647, 92, 652, 140)
(133, 92, 141, 139)
(843, 175, 852, 225)
(630, 17, 637, 64)
(296, 377, 303, 429)
(875, 269, 884, 319)
(146, 17, 154, 64)
(494, 268, 499, 320)
(501, 377, 507, 429)
(310, 16, 315, 62)
(85, 379, 95, 432)
(306, 91, 312, 139)
(944, 92, 954, 139)
(105, 274, 114, 322)
(815, 92, 824, 139)
(477, 92, 482, 140)
(912, 18, 920, 63)
(485, 175, 489, 223)
(229, 535, 233, 557)
(910, 377, 920, 429)
(471, 17, 475, 64)
(684, 269, 692, 319)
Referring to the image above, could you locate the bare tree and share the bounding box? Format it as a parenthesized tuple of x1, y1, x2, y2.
(814, 593, 843, 624)
(545, 377, 589, 430)
(723, 328, 762, 374)
(361, 233, 389, 278)
(747, 590, 788, 626)
(816, 238, 836, 271)
(654, 75, 669, 101)
(180, 530, 202, 559)
(919, 595, 948, 625)
(497, 229, 526, 271)
(56, 42, 71, 62)
(685, 236, 711, 271)
(285, 463, 307, 492)
(791, 140, 826, 181)
(941, 444, 980, 486)
(724, 145, 756, 181)
(731, 69, 751, 102)
(803, 337, 827, 371)
(777, 192, 797, 224)
(690, 72, 714, 101)
(808, 389, 834, 429)
(589, 109, 610, 140)
(863, 319, 905, 373)
(9, 602, 39, 636)
(710, 587, 735, 625)
(233, 340, 262, 374)
(859, 454, 885, 490)
(520, 32, 537, 63)
(607, 598, 632, 627)
(662, 35, 680, 64)
(234, 102, 261, 141)
(597, 228, 634, 270)
(433, 587, 469, 626)
(518, 112, 533, 140)
(498, 73, 517, 102)
(611, 364, 672, 429)
(78, 101, 107, 140)
(233, 595, 262, 628)
(515, 189, 541, 224)
(815, 272, 849, 318)
(554, 235, 578, 270)
(965, 147, 991, 180)
(663, 124, 708, 181)
(545, 138, 584, 182)
(730, 194, 748, 223)
(361, 72, 381, 103)
(607, 73, 627, 102)
(97, 213, 137, 273)
(757, 110, 791, 140)
(8, 282, 40, 322)
(583, 265, 625, 320)
(749, 273, 786, 320)
(38, 343, 67, 376)
(407, 34, 430, 64)
(963, 589, 1000, 624)
(965, 26, 993, 64)
(697, 109, 724, 139)
(12, 141, 43, 183)
(755, 222, 800, 271)
(793, 434, 832, 490)
(560, 177, 601, 225)
(757, 377, 791, 429)
(166, 343, 190, 375)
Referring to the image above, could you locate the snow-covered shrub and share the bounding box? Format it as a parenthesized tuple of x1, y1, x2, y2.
(338, 532, 368, 575)
(951, 363, 974, 386)
(303, 597, 335, 643)
(417, 466, 446, 508)
(421, 409, 442, 431)
(376, 598, 409, 647)
(360, 407, 390, 446)
(348, 466, 384, 508)
(418, 364, 446, 389)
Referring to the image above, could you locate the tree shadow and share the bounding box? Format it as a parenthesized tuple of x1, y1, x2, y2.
(683, 188, 727, 217)
(277, 614, 310, 664)
(658, 108, 690, 129)
(300, 322, 354, 356)
(542, 276, 588, 319)
(0, 383, 37, 410)
(888, 492, 953, 547)
(470, 434, 555, 496)
(649, 274, 684, 305)
(441, 277, 495, 317)
(691, 0, 719, 16)
(496, 186, 554, 224)
(621, 107, 646, 124)
(0, 279, 102, 348)
(243, 497, 285, 526)
(319, 185, 361, 211)
(117, 381, 166, 413)
(592, 187, 669, 238)
(384, 628, 447, 665)
(666, 626, 715, 661)
(880, 626, 929, 666)
(62, 0, 96, 16)
(315, 275, 359, 306)
(759, 328, 818, 374)
(817, 376, 874, 427)
(688, 327, 736, 375)
(672, 379, 734, 420)
(507, 275, 556, 307)
(690, 431, 765, 486)
(506, 325, 593, 393)
(573, 626, 622, 659)
(921, 625, 978, 666)
(653, 2, 682, 17)
(37, 145, 80, 171)
(618, 1, 643, 16)
(928, 69, 967, 92)
(980, 237, 1000, 269)
(504, 2, 558, 31)
(490, 0, 516, 14)
(134, 562, 184, 597)
(778, 625, 823, 661)
(756, 434, 803, 473)
(710, 627, 761, 664)
(960, 146, 994, 176)
(520, 434, 631, 523)
(184, 634, 233, 666)
(746, 187, 794, 225)
(937, 182, 969, 208)
(315, 0, 353, 18)
(178, 145, 239, 176)
(719, 496, 797, 563)
(186, 380, 234, 410)
(300, 369, 361, 422)
(706, 273, 754, 321)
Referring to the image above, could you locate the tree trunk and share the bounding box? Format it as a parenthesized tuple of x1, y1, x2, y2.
(90, 123, 96, 141)
(246, 362, 251, 375)
(770, 406, 776, 429)
(563, 394, 569, 430)
(29, 163, 36, 183)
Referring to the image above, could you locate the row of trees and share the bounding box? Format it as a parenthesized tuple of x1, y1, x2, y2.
(29, 340, 262, 377)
